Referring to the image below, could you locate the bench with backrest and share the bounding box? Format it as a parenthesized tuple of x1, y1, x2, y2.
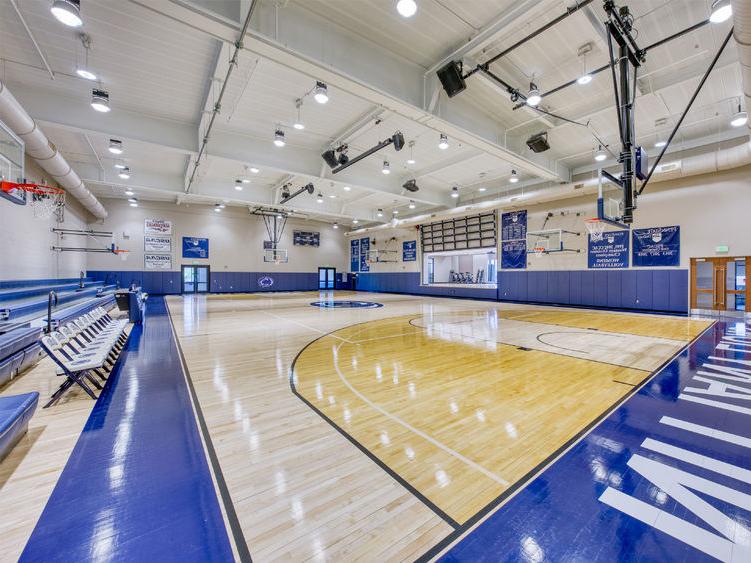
(0, 392, 39, 461)
(39, 307, 129, 408)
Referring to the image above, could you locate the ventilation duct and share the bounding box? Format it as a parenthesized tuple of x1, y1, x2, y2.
(733, 0, 751, 136)
(0, 81, 107, 219)
(349, 142, 751, 235)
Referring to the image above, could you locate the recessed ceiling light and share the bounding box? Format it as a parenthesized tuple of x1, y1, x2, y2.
(91, 89, 111, 113)
(313, 81, 329, 104)
(124, 189, 134, 196)
(328, 194, 337, 199)
(352, 218, 359, 224)
(654, 140, 667, 148)
(526, 83, 541, 106)
(509, 170, 519, 183)
(214, 207, 221, 213)
(51, 0, 82, 27)
(333, 222, 339, 229)
(108, 139, 123, 154)
(274, 129, 286, 147)
(392, 209, 399, 215)
(76, 68, 97, 81)
(479, 187, 487, 192)
(114, 162, 126, 169)
(438, 133, 449, 150)
(235, 180, 243, 191)
(377, 208, 383, 217)
(316, 193, 324, 203)
(710, 0, 732, 24)
(396, 0, 417, 18)
(118, 167, 130, 179)
(127, 197, 137, 203)
(129, 202, 138, 208)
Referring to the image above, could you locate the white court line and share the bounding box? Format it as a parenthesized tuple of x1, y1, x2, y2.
(262, 310, 354, 343)
(331, 339, 509, 487)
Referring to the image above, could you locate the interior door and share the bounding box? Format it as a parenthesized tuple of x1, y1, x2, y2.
(182, 266, 195, 293)
(691, 257, 748, 316)
(195, 266, 209, 293)
(318, 267, 335, 290)
(182, 266, 210, 294)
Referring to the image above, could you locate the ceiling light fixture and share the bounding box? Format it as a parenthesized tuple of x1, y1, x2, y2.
(731, 106, 748, 127)
(450, 186, 459, 198)
(51, 0, 82, 27)
(408, 200, 415, 209)
(235, 180, 243, 191)
(114, 162, 126, 169)
(129, 202, 138, 208)
(75, 33, 96, 80)
(509, 170, 519, 183)
(710, 0, 732, 23)
(76, 68, 96, 81)
(249, 166, 259, 174)
(479, 186, 487, 192)
(577, 43, 592, 85)
(577, 74, 592, 86)
(377, 208, 383, 217)
(382, 160, 390, 174)
(352, 218, 359, 224)
(118, 167, 130, 179)
(333, 222, 339, 229)
(108, 139, 123, 154)
(438, 133, 449, 150)
(124, 189, 134, 196)
(407, 140, 416, 164)
(214, 206, 222, 213)
(313, 81, 329, 104)
(127, 197, 137, 203)
(654, 140, 667, 148)
(594, 145, 607, 162)
(526, 82, 542, 106)
(293, 98, 305, 130)
(392, 209, 399, 215)
(274, 128, 286, 147)
(343, 185, 351, 191)
(91, 89, 111, 113)
(316, 193, 324, 203)
(396, 0, 417, 18)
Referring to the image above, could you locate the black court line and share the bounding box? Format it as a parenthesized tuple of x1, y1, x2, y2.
(166, 300, 253, 563)
(612, 379, 637, 386)
(288, 319, 461, 530)
(416, 320, 717, 562)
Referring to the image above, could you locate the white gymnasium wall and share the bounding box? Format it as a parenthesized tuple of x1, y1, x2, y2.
(0, 157, 90, 280)
(86, 199, 348, 273)
(349, 164, 751, 274)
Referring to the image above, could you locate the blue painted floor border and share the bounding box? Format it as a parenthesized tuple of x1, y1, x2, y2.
(20, 297, 234, 562)
(431, 319, 751, 562)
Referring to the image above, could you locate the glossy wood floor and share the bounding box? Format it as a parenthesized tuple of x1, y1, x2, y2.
(166, 292, 711, 559)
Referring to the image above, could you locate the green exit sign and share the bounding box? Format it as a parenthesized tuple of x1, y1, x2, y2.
(716, 245, 729, 253)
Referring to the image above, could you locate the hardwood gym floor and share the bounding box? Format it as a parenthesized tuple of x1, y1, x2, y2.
(166, 291, 711, 559)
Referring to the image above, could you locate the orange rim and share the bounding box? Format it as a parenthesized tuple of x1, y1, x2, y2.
(1, 181, 64, 195)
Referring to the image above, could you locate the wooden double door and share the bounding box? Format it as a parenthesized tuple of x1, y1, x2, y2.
(690, 257, 748, 315)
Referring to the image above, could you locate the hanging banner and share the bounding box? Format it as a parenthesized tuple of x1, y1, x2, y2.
(144, 253, 171, 270)
(359, 237, 370, 272)
(588, 230, 629, 269)
(144, 235, 171, 252)
(403, 240, 417, 262)
(350, 239, 360, 272)
(501, 240, 527, 269)
(182, 236, 209, 259)
(501, 210, 527, 241)
(632, 226, 680, 267)
(293, 230, 320, 246)
(144, 218, 172, 235)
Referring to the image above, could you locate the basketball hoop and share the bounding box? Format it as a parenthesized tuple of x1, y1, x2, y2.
(533, 246, 546, 258)
(1, 181, 65, 220)
(584, 218, 606, 241)
(113, 249, 130, 262)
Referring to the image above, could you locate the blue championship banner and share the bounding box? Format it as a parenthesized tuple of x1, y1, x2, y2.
(632, 226, 680, 267)
(350, 239, 360, 272)
(182, 236, 209, 259)
(403, 240, 416, 262)
(501, 239, 527, 269)
(588, 230, 629, 269)
(501, 210, 527, 241)
(359, 237, 370, 272)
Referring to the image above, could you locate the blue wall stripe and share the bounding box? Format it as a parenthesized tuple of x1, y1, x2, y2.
(20, 297, 233, 562)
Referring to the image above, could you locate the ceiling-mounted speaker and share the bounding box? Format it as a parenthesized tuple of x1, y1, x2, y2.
(402, 179, 419, 192)
(322, 149, 339, 169)
(305, 183, 315, 194)
(526, 132, 550, 153)
(437, 61, 466, 98)
(392, 131, 405, 151)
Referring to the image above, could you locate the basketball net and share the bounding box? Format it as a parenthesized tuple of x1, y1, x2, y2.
(533, 246, 546, 258)
(584, 218, 606, 242)
(1, 181, 65, 220)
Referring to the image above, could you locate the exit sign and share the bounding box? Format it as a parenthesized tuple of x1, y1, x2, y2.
(716, 245, 729, 253)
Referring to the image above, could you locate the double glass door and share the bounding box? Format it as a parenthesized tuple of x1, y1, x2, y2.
(691, 257, 747, 316)
(182, 265, 210, 293)
(318, 267, 335, 290)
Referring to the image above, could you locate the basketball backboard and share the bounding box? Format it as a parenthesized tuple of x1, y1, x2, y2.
(0, 119, 25, 205)
(597, 170, 627, 228)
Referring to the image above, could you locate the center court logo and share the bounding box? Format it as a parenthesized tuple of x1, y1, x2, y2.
(258, 276, 274, 288)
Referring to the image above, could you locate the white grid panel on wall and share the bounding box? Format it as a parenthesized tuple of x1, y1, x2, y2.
(420, 212, 496, 253)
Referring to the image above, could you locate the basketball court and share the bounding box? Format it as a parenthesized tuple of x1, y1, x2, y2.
(1, 1, 750, 562)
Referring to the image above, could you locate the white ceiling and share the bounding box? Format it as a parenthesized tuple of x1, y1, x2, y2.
(0, 0, 747, 225)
